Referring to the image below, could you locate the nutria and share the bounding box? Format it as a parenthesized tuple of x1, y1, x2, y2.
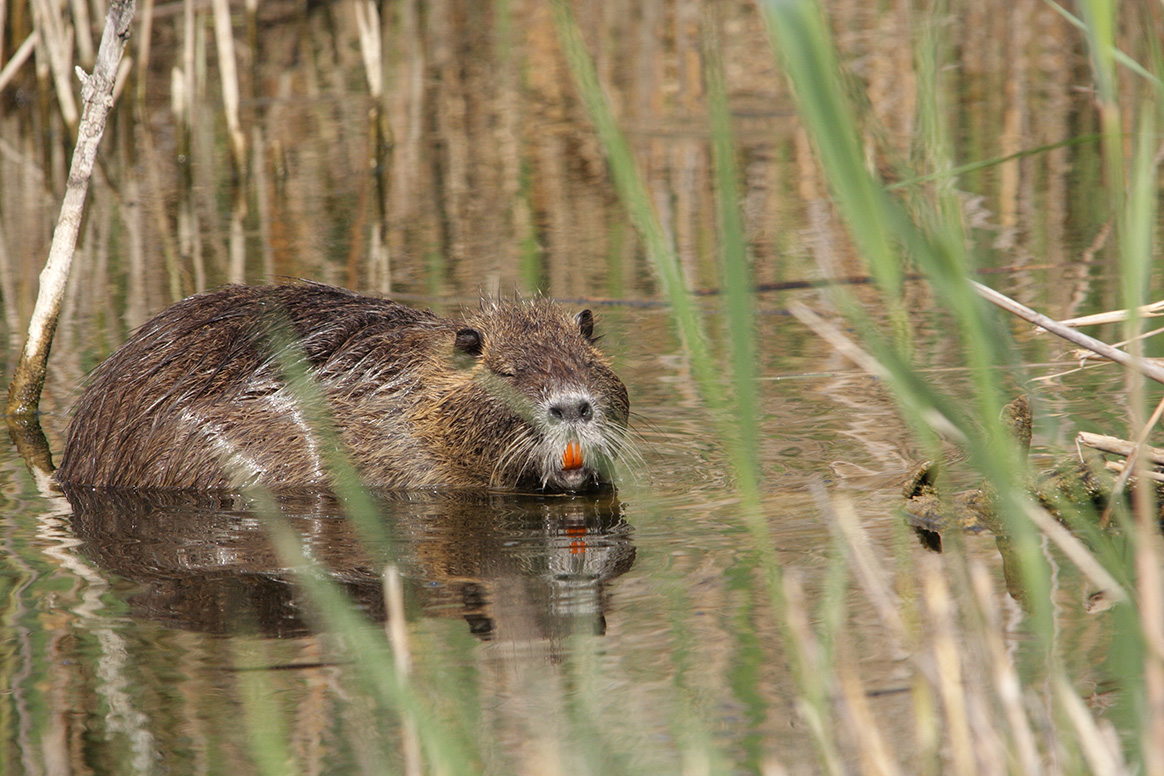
(56, 282, 630, 492)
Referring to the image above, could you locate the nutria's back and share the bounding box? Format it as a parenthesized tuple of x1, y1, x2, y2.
(56, 282, 630, 492)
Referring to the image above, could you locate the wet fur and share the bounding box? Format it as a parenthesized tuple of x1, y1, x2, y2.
(56, 282, 630, 492)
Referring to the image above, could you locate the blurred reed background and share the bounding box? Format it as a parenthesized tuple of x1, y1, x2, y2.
(1, 0, 1137, 431)
(0, 0, 1122, 331)
(3, 0, 1164, 773)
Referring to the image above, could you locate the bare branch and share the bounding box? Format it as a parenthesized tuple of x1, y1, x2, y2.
(6, 0, 137, 421)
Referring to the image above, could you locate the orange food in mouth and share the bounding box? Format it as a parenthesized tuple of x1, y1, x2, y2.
(562, 441, 584, 471)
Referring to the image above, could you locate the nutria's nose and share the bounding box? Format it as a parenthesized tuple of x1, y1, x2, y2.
(549, 398, 593, 423)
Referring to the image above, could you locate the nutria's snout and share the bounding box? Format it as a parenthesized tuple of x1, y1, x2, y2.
(529, 387, 624, 493)
(548, 396, 594, 423)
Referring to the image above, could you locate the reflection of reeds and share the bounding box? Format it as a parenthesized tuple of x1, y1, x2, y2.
(0, 1, 1112, 307)
(354, 0, 390, 293)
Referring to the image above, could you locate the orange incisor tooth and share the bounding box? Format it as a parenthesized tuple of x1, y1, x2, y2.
(562, 441, 584, 470)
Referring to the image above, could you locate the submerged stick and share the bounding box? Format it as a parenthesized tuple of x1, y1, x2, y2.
(1077, 431, 1164, 466)
(972, 281, 1164, 386)
(1098, 393, 1164, 527)
(6, 0, 137, 420)
(1105, 461, 1164, 484)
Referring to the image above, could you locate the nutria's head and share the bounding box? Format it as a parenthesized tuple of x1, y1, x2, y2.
(432, 299, 630, 493)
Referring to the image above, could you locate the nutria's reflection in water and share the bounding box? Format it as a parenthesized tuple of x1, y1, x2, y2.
(62, 488, 635, 642)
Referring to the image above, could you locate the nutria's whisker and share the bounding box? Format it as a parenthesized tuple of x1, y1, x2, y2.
(491, 425, 539, 488)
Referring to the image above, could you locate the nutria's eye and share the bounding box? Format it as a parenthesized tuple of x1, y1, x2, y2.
(454, 328, 483, 358)
(576, 309, 594, 341)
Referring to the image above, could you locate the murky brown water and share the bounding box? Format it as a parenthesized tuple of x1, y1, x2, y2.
(1, 0, 1158, 773)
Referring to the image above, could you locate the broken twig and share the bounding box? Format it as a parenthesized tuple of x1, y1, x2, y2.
(6, 0, 136, 418)
(1077, 431, 1164, 467)
(972, 281, 1164, 386)
(1039, 300, 1164, 331)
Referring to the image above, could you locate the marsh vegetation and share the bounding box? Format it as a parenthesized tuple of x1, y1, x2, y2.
(1, 0, 1163, 773)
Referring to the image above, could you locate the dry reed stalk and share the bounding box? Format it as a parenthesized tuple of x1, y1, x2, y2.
(354, 0, 391, 293)
(789, 302, 965, 441)
(31, 0, 79, 131)
(252, 124, 275, 282)
(211, 0, 246, 172)
(0, 217, 23, 340)
(920, 557, 976, 776)
(782, 570, 845, 776)
(824, 490, 1023, 772)
(113, 52, 132, 102)
(1069, 325, 1164, 363)
(822, 490, 908, 644)
(1136, 556, 1164, 775)
(137, 116, 184, 301)
(1041, 300, 1164, 330)
(69, 0, 94, 66)
(122, 169, 147, 329)
(963, 686, 1008, 775)
(228, 191, 246, 283)
(354, 0, 382, 101)
(1052, 674, 1129, 775)
(383, 566, 422, 776)
(0, 32, 38, 93)
(93, 198, 117, 351)
(968, 564, 1042, 775)
(7, 0, 135, 418)
(1020, 500, 1129, 603)
(1131, 415, 1164, 772)
(973, 281, 1164, 386)
(834, 646, 903, 776)
(135, 0, 155, 101)
(1122, 249, 1164, 762)
(910, 676, 941, 776)
(181, 0, 194, 134)
(245, 0, 258, 78)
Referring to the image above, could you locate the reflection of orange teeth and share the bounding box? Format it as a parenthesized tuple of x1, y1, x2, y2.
(562, 441, 584, 470)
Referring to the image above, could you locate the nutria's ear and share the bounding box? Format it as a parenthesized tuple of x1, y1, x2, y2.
(454, 328, 483, 358)
(575, 309, 594, 341)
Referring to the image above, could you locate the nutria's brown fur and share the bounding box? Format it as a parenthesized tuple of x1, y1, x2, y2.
(56, 282, 630, 492)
